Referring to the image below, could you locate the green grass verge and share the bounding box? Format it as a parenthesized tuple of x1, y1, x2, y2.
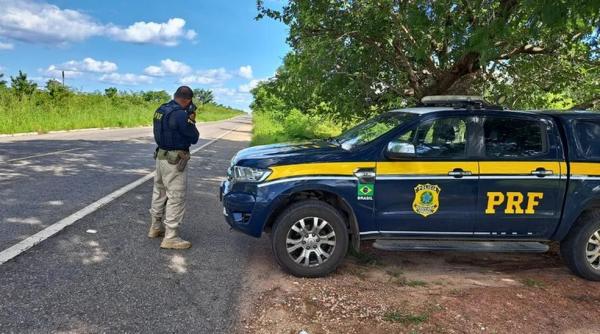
(0, 91, 244, 134)
(251, 109, 342, 146)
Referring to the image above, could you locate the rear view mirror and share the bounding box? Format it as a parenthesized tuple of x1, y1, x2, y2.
(386, 141, 416, 159)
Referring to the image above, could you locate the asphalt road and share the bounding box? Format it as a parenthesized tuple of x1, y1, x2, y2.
(0, 116, 260, 333)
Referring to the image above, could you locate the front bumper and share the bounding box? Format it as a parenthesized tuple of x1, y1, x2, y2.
(220, 180, 264, 237)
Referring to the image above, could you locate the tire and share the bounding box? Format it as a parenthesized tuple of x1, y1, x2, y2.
(271, 200, 349, 278)
(560, 210, 600, 281)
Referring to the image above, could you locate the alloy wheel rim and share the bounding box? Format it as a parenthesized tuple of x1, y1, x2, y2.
(286, 217, 336, 267)
(586, 229, 600, 270)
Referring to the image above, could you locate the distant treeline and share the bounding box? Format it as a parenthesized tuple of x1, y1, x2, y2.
(0, 71, 244, 134)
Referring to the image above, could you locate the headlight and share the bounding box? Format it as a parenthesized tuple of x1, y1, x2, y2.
(231, 166, 271, 183)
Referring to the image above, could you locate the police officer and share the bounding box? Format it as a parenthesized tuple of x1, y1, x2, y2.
(148, 86, 199, 249)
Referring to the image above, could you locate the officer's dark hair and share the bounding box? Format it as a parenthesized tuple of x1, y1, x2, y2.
(174, 86, 194, 100)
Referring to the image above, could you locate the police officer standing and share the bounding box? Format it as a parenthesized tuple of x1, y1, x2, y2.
(149, 86, 199, 249)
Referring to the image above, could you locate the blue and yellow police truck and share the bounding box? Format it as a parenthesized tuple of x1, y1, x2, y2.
(220, 96, 600, 280)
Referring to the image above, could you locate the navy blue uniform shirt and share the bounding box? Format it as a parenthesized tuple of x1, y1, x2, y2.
(153, 100, 200, 151)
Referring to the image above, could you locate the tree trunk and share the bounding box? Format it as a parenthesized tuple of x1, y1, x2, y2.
(425, 52, 481, 97)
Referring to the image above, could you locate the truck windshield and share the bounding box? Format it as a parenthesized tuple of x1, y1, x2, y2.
(334, 112, 416, 150)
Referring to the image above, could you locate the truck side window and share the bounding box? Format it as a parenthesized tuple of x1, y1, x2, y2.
(574, 120, 600, 160)
(483, 117, 547, 158)
(415, 118, 467, 158)
(391, 117, 468, 159)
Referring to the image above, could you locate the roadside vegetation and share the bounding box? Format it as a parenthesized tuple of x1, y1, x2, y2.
(250, 0, 599, 145)
(0, 71, 244, 134)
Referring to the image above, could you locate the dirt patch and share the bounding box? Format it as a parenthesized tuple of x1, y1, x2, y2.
(237, 241, 600, 334)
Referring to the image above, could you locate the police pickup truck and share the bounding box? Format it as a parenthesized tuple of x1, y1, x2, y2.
(221, 96, 600, 280)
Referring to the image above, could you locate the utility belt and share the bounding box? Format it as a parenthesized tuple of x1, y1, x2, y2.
(154, 148, 191, 172)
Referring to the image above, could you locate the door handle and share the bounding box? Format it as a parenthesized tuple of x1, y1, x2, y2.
(531, 168, 553, 177)
(354, 168, 376, 182)
(448, 168, 472, 178)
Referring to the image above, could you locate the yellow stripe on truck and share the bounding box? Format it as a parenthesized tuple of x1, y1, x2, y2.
(266, 160, 580, 182)
(377, 161, 479, 175)
(266, 162, 376, 181)
(560, 161, 568, 176)
(570, 162, 600, 176)
(479, 161, 561, 175)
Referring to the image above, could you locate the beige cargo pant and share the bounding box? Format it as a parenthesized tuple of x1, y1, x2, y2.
(149, 156, 187, 239)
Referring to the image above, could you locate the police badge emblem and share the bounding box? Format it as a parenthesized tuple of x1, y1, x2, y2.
(412, 184, 441, 217)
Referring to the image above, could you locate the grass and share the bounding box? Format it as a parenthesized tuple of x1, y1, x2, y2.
(349, 248, 382, 266)
(383, 311, 429, 325)
(251, 109, 341, 146)
(388, 275, 429, 287)
(0, 91, 244, 134)
(522, 278, 545, 288)
(405, 280, 428, 287)
(195, 103, 245, 122)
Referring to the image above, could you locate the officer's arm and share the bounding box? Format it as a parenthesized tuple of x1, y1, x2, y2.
(174, 110, 200, 144)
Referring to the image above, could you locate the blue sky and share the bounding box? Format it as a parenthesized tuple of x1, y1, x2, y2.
(0, 0, 289, 111)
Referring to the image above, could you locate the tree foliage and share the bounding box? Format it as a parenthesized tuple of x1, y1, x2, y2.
(10, 70, 37, 99)
(193, 88, 215, 104)
(142, 90, 170, 103)
(45, 79, 70, 100)
(255, 0, 600, 121)
(0, 73, 6, 88)
(104, 87, 118, 98)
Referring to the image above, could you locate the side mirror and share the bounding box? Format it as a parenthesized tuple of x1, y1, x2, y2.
(386, 141, 416, 159)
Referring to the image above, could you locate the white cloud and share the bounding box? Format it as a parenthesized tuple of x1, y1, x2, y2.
(0, 41, 14, 50)
(144, 59, 191, 77)
(179, 68, 232, 85)
(0, 0, 103, 44)
(58, 58, 117, 73)
(238, 79, 264, 93)
(99, 73, 153, 85)
(211, 87, 253, 111)
(106, 18, 197, 47)
(238, 65, 253, 79)
(0, 0, 196, 46)
(42, 65, 82, 79)
(41, 57, 117, 79)
(143, 66, 163, 77)
(212, 87, 237, 96)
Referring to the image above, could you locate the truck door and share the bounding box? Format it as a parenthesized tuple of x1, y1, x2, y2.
(375, 115, 480, 236)
(476, 115, 566, 238)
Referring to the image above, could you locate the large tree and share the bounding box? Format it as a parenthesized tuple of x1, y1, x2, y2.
(256, 0, 600, 119)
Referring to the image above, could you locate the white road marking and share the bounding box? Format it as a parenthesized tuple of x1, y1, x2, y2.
(0, 124, 244, 265)
(5, 148, 83, 163)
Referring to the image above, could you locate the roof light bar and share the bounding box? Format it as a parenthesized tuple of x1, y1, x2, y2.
(421, 95, 485, 104)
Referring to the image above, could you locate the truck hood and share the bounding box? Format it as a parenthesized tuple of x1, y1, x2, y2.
(231, 140, 346, 168)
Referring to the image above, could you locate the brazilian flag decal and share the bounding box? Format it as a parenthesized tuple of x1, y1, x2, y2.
(357, 183, 374, 200)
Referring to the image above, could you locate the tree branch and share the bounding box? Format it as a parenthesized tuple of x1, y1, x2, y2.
(392, 39, 422, 94)
(497, 44, 550, 59)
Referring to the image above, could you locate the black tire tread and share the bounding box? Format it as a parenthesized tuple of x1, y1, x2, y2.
(271, 199, 348, 278)
(561, 209, 600, 281)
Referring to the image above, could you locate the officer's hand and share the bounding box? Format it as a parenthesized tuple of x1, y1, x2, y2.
(189, 112, 196, 122)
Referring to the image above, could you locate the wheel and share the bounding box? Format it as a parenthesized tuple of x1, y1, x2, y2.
(271, 200, 349, 277)
(561, 210, 600, 281)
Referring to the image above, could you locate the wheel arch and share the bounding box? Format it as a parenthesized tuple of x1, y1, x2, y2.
(555, 198, 600, 241)
(262, 186, 361, 252)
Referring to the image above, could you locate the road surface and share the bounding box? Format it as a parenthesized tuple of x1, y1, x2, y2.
(0, 116, 260, 333)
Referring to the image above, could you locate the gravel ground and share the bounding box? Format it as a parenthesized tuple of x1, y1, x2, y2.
(238, 241, 600, 334)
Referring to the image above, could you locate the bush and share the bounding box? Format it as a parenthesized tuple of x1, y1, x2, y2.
(251, 109, 341, 146)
